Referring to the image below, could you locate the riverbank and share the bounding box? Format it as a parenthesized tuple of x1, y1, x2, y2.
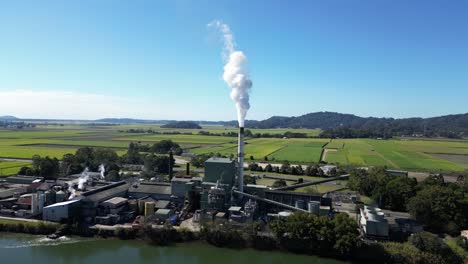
(0, 216, 461, 264)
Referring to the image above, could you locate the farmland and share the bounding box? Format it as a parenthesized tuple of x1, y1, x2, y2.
(0, 124, 467, 173)
(0, 161, 31, 176)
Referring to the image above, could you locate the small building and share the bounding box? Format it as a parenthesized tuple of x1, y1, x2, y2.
(155, 208, 173, 221)
(100, 197, 128, 215)
(320, 165, 337, 176)
(214, 212, 227, 224)
(5, 175, 42, 185)
(461, 230, 468, 243)
(0, 187, 27, 200)
(386, 170, 408, 177)
(359, 206, 389, 239)
(43, 200, 81, 222)
(228, 206, 243, 223)
(394, 218, 423, 234)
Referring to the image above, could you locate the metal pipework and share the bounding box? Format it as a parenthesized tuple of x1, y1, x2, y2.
(232, 189, 308, 212)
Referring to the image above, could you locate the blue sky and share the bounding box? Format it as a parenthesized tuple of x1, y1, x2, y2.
(0, 0, 467, 120)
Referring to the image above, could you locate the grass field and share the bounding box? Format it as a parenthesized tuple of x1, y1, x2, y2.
(0, 161, 32, 176)
(1, 125, 468, 173)
(324, 138, 468, 172)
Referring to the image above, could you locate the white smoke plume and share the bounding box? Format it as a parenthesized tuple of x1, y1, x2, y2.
(68, 185, 76, 200)
(98, 164, 105, 180)
(77, 167, 89, 190)
(208, 20, 252, 127)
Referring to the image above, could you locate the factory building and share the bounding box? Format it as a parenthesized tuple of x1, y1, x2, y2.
(171, 176, 202, 201)
(203, 157, 236, 186)
(265, 190, 332, 214)
(43, 200, 81, 222)
(5, 175, 42, 185)
(80, 181, 129, 222)
(359, 205, 389, 239)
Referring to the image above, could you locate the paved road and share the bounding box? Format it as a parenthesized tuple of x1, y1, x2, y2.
(0, 158, 32, 163)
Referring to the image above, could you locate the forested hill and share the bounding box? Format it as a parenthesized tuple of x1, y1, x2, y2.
(244, 112, 468, 138)
(160, 121, 202, 129)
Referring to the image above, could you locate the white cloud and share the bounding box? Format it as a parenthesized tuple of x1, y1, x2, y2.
(0, 90, 177, 120)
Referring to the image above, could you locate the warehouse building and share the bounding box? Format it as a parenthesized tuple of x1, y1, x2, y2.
(80, 181, 129, 222)
(43, 200, 81, 222)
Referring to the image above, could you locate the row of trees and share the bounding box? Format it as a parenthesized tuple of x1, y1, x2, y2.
(198, 130, 308, 138)
(20, 140, 181, 180)
(348, 167, 468, 235)
(20, 147, 122, 181)
(122, 140, 182, 165)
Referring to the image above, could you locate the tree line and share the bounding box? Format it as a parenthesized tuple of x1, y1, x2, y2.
(348, 167, 468, 235)
(18, 140, 182, 181)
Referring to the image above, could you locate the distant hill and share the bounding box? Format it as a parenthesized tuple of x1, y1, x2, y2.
(161, 121, 202, 129)
(95, 118, 175, 124)
(0, 116, 19, 120)
(3, 112, 468, 138)
(243, 112, 468, 138)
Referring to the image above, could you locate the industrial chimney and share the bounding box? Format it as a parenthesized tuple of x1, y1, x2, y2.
(238, 127, 245, 196)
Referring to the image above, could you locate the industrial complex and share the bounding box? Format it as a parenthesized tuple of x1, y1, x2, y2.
(0, 127, 420, 241)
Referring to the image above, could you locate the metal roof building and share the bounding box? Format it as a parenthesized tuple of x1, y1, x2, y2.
(81, 181, 129, 204)
(0, 187, 27, 199)
(128, 183, 171, 200)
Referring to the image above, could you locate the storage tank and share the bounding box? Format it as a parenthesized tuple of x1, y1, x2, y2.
(144, 202, 155, 217)
(278, 211, 292, 219)
(38, 193, 45, 213)
(295, 200, 305, 209)
(307, 201, 320, 215)
(45, 190, 56, 205)
(31, 193, 38, 215)
(376, 212, 385, 221)
(138, 200, 146, 215)
(129, 200, 138, 213)
(56, 191, 66, 203)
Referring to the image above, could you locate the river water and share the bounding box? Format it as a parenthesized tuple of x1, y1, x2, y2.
(0, 233, 349, 264)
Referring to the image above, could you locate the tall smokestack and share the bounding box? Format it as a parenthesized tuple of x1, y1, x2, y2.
(238, 127, 245, 195)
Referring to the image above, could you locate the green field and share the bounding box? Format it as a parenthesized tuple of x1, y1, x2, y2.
(324, 138, 468, 172)
(1, 125, 468, 173)
(0, 161, 31, 176)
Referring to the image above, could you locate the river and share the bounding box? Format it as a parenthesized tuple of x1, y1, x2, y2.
(0, 233, 349, 264)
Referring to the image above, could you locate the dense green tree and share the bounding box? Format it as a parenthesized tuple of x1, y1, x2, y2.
(151, 140, 182, 155)
(280, 161, 290, 174)
(190, 153, 212, 168)
(269, 211, 359, 256)
(144, 154, 174, 175)
(272, 180, 287, 188)
(333, 213, 360, 256)
(407, 185, 464, 234)
(31, 155, 60, 180)
(382, 176, 417, 211)
(409, 232, 463, 264)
